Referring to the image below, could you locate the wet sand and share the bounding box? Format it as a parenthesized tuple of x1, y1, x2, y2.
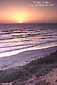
(0, 46, 57, 70)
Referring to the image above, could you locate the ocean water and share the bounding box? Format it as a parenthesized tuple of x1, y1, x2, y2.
(0, 23, 57, 69)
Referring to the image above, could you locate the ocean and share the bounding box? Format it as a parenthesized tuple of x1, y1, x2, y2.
(0, 23, 57, 69)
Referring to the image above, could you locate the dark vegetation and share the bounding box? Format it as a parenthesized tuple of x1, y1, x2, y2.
(0, 50, 57, 83)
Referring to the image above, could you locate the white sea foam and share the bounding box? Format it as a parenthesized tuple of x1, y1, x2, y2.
(0, 24, 57, 58)
(0, 42, 57, 57)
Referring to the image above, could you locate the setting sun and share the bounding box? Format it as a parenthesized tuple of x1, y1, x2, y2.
(16, 18, 24, 23)
(12, 10, 30, 23)
(15, 16, 26, 23)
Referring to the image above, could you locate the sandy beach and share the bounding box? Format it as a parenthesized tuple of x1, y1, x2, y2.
(0, 46, 57, 70)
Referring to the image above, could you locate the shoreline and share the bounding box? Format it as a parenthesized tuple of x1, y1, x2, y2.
(0, 46, 57, 70)
(0, 48, 57, 83)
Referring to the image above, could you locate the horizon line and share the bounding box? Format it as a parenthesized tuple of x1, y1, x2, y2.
(0, 22, 57, 24)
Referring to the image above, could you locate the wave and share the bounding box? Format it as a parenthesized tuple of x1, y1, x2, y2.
(0, 24, 57, 58)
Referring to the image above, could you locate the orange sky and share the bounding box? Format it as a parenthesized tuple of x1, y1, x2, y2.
(0, 0, 57, 23)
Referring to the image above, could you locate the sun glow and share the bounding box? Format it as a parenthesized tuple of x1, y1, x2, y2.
(16, 17, 25, 23)
(13, 12, 29, 23)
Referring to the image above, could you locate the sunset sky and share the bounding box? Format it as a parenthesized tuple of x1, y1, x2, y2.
(0, 0, 57, 23)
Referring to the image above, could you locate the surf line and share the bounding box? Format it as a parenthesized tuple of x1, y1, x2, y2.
(0, 44, 56, 58)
